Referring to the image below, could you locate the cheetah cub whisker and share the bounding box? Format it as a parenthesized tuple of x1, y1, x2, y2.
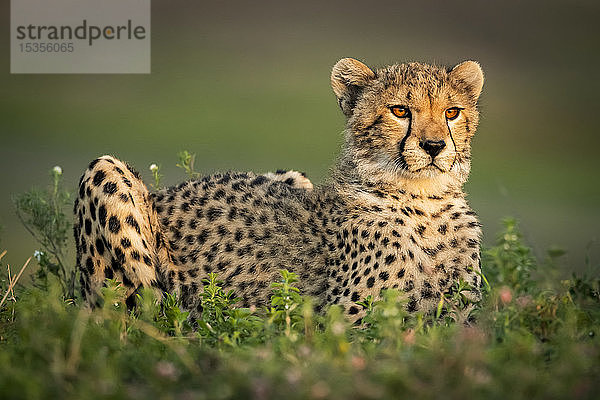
(74, 58, 485, 322)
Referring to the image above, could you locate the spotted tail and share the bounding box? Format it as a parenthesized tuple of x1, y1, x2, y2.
(73, 155, 171, 307)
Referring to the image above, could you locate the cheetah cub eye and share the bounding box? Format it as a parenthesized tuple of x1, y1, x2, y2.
(390, 106, 410, 119)
(444, 107, 463, 121)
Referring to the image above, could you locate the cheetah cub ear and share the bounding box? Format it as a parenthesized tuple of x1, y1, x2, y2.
(450, 60, 485, 100)
(331, 58, 376, 117)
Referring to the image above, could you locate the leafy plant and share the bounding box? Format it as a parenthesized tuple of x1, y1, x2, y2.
(483, 218, 537, 294)
(195, 273, 262, 347)
(176, 150, 201, 179)
(267, 269, 304, 339)
(13, 166, 76, 299)
(148, 163, 163, 189)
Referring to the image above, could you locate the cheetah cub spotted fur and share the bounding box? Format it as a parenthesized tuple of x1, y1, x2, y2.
(74, 58, 485, 322)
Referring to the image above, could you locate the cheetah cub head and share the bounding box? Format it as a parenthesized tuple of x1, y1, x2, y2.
(332, 58, 484, 194)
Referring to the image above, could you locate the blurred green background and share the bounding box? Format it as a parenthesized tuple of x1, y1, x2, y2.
(0, 0, 598, 272)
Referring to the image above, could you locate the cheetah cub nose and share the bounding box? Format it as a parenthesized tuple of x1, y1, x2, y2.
(419, 140, 446, 158)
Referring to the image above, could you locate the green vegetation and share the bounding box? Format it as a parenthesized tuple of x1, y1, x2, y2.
(13, 166, 75, 299)
(0, 164, 598, 399)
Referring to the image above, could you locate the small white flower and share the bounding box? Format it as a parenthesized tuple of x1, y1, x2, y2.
(149, 164, 159, 172)
(285, 304, 289, 310)
(332, 322, 345, 336)
(33, 250, 44, 261)
(155, 361, 179, 381)
(52, 166, 62, 175)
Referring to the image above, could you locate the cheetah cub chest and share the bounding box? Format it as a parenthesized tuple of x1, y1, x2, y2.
(328, 190, 481, 318)
(323, 57, 485, 318)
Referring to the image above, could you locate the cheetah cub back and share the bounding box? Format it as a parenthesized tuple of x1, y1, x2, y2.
(74, 57, 485, 322)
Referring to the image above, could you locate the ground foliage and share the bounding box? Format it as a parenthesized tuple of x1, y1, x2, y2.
(1, 163, 598, 400)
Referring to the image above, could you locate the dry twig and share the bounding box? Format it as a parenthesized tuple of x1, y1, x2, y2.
(0, 255, 32, 309)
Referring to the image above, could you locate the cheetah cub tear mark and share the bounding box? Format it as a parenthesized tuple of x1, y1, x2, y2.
(75, 58, 485, 322)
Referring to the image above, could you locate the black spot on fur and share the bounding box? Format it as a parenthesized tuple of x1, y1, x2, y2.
(197, 229, 210, 245)
(108, 216, 121, 234)
(126, 163, 141, 180)
(213, 189, 226, 200)
(95, 238, 105, 255)
(234, 229, 244, 242)
(92, 170, 105, 186)
(88, 158, 100, 170)
(250, 176, 267, 187)
(85, 257, 94, 274)
(125, 215, 141, 234)
(467, 238, 479, 248)
(98, 205, 107, 227)
(114, 247, 126, 264)
(103, 181, 118, 195)
(89, 201, 96, 221)
(206, 207, 223, 222)
(421, 283, 434, 299)
(407, 297, 418, 312)
(366, 276, 375, 288)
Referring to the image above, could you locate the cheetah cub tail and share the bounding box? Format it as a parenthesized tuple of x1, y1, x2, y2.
(264, 170, 313, 190)
(74, 155, 170, 307)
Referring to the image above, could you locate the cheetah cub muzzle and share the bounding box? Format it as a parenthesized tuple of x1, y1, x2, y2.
(74, 58, 485, 322)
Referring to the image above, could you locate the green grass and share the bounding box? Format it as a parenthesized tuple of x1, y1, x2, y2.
(0, 163, 598, 399)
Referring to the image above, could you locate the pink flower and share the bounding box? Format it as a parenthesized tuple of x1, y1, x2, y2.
(403, 329, 416, 345)
(499, 286, 512, 304)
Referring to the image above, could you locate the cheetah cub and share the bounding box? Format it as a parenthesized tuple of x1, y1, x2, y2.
(74, 58, 485, 321)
